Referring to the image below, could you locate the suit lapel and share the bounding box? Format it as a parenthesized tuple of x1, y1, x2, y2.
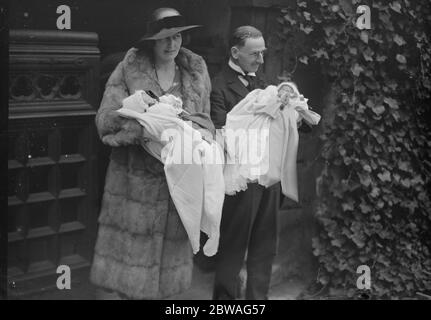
(224, 67, 250, 99)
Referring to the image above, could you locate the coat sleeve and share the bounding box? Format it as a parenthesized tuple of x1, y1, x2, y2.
(95, 60, 129, 138)
(210, 80, 227, 129)
(95, 57, 144, 146)
(201, 60, 212, 115)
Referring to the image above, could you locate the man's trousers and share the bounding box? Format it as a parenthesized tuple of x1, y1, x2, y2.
(213, 182, 280, 300)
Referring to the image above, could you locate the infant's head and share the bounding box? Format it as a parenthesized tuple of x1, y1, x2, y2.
(277, 82, 299, 101)
(277, 82, 307, 107)
(139, 91, 158, 106)
(159, 94, 183, 109)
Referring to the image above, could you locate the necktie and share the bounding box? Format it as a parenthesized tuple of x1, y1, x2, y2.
(234, 70, 256, 91)
(242, 74, 256, 91)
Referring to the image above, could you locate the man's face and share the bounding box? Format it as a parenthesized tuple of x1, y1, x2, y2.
(232, 37, 266, 73)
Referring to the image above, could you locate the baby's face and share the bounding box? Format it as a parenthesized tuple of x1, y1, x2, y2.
(278, 85, 297, 98)
(140, 91, 157, 105)
(278, 84, 297, 105)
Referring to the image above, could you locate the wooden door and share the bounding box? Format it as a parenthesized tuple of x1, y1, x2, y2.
(7, 29, 100, 297)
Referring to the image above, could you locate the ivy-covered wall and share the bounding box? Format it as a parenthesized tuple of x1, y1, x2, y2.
(277, 0, 431, 298)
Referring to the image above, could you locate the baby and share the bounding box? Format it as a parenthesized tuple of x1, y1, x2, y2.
(277, 82, 307, 109)
(276, 81, 321, 125)
(122, 90, 183, 113)
(118, 90, 215, 142)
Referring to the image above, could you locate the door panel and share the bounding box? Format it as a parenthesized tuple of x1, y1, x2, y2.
(8, 29, 100, 297)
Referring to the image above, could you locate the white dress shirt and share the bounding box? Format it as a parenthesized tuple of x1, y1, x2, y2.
(228, 59, 256, 87)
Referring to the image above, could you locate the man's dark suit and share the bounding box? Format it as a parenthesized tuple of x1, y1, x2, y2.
(210, 65, 280, 300)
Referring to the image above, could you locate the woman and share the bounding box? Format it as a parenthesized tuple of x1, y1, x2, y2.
(90, 7, 212, 299)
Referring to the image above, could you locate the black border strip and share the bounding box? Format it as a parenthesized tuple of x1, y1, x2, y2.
(0, 0, 9, 301)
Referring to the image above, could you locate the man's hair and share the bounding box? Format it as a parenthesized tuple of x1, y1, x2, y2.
(229, 26, 263, 49)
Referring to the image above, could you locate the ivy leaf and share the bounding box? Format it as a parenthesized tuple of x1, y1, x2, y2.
(348, 46, 357, 55)
(392, 110, 401, 121)
(408, 9, 416, 19)
(376, 55, 387, 62)
(357, 103, 366, 113)
(378, 171, 391, 182)
(284, 14, 297, 25)
(360, 202, 373, 214)
(372, 104, 386, 115)
(365, 81, 378, 89)
(396, 54, 407, 64)
(393, 173, 401, 182)
(331, 5, 340, 12)
(401, 178, 411, 188)
(411, 175, 423, 185)
(383, 97, 399, 109)
(360, 31, 369, 43)
(298, 1, 307, 8)
(313, 48, 329, 59)
(405, 200, 418, 213)
(325, 35, 336, 46)
(372, 213, 382, 221)
(342, 200, 354, 211)
(364, 143, 373, 156)
(363, 164, 372, 172)
(398, 161, 409, 171)
(370, 187, 380, 198)
(351, 63, 364, 76)
(359, 172, 372, 187)
(313, 16, 322, 23)
(351, 233, 365, 248)
(299, 56, 309, 64)
(303, 12, 311, 21)
(387, 81, 398, 90)
(331, 239, 343, 247)
(393, 34, 406, 46)
(389, 1, 402, 13)
(363, 50, 374, 62)
(300, 23, 314, 34)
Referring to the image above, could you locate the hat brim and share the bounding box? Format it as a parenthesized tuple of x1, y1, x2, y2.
(137, 25, 201, 42)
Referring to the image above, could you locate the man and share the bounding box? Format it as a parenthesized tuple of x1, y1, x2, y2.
(210, 26, 280, 300)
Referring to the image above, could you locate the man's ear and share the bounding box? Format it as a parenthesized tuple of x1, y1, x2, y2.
(231, 46, 239, 59)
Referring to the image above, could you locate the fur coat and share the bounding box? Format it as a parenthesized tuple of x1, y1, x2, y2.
(90, 47, 211, 299)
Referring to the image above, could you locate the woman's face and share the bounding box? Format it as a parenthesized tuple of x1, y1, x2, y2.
(153, 33, 182, 62)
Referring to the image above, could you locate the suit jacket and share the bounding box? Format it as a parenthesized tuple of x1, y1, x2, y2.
(210, 65, 266, 129)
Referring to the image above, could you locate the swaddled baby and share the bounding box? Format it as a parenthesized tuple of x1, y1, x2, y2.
(118, 90, 215, 143)
(122, 90, 183, 114)
(276, 82, 321, 125)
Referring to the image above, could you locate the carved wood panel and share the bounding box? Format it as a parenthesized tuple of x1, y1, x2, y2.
(8, 29, 100, 297)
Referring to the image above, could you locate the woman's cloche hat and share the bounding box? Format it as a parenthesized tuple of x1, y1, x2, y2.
(137, 7, 201, 42)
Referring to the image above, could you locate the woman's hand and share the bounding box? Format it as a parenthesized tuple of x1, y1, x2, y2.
(102, 133, 125, 147)
(105, 110, 128, 133)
